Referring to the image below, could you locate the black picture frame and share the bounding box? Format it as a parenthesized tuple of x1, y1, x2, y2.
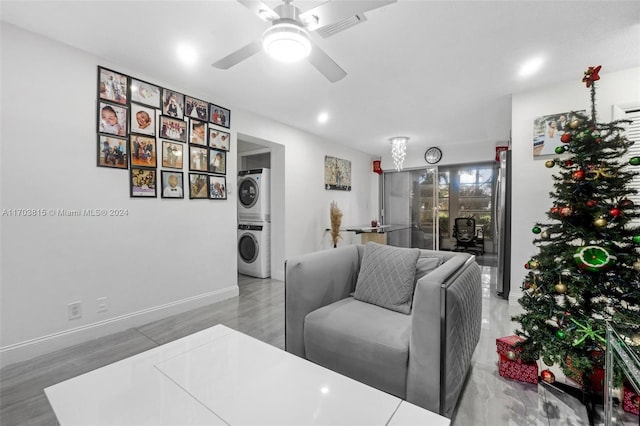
(208, 128, 230, 151)
(129, 135, 157, 168)
(98, 66, 128, 105)
(130, 78, 161, 108)
(160, 171, 185, 199)
(162, 140, 184, 169)
(189, 119, 207, 146)
(159, 116, 187, 143)
(162, 89, 185, 119)
(209, 103, 230, 128)
(189, 145, 209, 172)
(130, 103, 156, 136)
(189, 173, 209, 199)
(208, 175, 227, 200)
(98, 101, 128, 137)
(130, 167, 157, 198)
(185, 96, 209, 121)
(97, 135, 128, 169)
(208, 148, 226, 175)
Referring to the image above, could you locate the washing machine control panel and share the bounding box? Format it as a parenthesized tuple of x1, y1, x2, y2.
(238, 224, 263, 231)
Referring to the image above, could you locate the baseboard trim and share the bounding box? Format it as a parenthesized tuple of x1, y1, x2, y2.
(0, 286, 239, 369)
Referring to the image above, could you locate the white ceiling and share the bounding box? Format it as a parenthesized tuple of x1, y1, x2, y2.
(2, 0, 639, 157)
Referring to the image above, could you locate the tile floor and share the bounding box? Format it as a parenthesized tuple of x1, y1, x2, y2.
(0, 256, 637, 425)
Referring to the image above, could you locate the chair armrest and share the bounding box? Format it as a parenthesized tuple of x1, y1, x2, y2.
(285, 245, 361, 358)
(407, 253, 481, 417)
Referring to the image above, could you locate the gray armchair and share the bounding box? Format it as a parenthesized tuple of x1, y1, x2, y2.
(285, 244, 482, 417)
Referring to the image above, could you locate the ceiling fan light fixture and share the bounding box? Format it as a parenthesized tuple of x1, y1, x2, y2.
(262, 22, 312, 63)
(390, 136, 409, 171)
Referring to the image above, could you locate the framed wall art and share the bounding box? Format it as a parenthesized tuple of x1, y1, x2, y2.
(98, 67, 128, 105)
(324, 155, 352, 191)
(98, 101, 127, 137)
(129, 135, 157, 167)
(162, 141, 184, 169)
(159, 116, 187, 143)
(97, 135, 127, 169)
(161, 171, 184, 199)
(189, 119, 207, 146)
(185, 96, 209, 121)
(209, 103, 230, 128)
(189, 145, 209, 172)
(130, 167, 157, 198)
(130, 103, 156, 136)
(208, 148, 226, 174)
(130, 78, 161, 108)
(208, 175, 227, 200)
(162, 89, 185, 119)
(533, 110, 586, 157)
(209, 128, 230, 151)
(189, 173, 209, 199)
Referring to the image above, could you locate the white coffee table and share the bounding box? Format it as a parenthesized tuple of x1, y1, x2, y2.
(45, 325, 449, 425)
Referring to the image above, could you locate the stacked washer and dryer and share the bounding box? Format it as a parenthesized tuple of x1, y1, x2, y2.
(237, 168, 271, 278)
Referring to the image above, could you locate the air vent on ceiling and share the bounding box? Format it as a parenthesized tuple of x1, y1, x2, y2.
(315, 14, 367, 38)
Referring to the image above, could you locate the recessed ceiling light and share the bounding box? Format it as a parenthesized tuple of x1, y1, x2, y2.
(177, 43, 198, 66)
(318, 112, 329, 123)
(518, 56, 544, 78)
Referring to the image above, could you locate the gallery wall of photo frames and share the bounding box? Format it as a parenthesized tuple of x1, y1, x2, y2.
(96, 66, 231, 200)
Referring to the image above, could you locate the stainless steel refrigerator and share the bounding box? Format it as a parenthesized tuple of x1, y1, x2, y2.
(495, 150, 512, 299)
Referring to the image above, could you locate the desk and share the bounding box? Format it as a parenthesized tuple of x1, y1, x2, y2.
(345, 224, 412, 245)
(45, 325, 450, 425)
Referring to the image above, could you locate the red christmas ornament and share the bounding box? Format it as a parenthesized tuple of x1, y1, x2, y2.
(561, 133, 572, 143)
(586, 200, 598, 208)
(550, 206, 560, 214)
(572, 170, 586, 181)
(541, 369, 556, 383)
(560, 206, 573, 217)
(610, 208, 621, 218)
(582, 65, 602, 88)
(565, 160, 574, 167)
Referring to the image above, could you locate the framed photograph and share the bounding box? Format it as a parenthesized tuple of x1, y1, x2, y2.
(162, 89, 185, 119)
(161, 171, 184, 199)
(533, 110, 586, 157)
(98, 67, 128, 105)
(209, 175, 227, 200)
(159, 116, 187, 142)
(185, 96, 209, 121)
(130, 167, 157, 198)
(189, 119, 207, 146)
(130, 78, 161, 108)
(208, 148, 226, 174)
(130, 103, 156, 136)
(97, 135, 127, 169)
(189, 145, 209, 172)
(129, 135, 157, 167)
(208, 128, 230, 151)
(98, 101, 127, 137)
(189, 173, 209, 199)
(162, 141, 184, 169)
(324, 155, 352, 191)
(209, 103, 230, 128)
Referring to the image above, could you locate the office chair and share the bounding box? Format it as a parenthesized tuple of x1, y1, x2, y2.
(453, 218, 482, 254)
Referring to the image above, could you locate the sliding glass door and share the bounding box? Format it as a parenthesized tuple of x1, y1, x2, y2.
(382, 167, 438, 249)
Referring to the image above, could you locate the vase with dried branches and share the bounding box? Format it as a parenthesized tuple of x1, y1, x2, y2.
(329, 201, 342, 248)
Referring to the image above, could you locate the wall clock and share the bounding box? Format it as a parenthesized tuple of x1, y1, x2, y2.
(424, 147, 442, 164)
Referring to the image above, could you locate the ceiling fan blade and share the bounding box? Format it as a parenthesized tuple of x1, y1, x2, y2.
(300, 0, 396, 32)
(212, 40, 263, 69)
(237, 0, 280, 21)
(307, 44, 347, 83)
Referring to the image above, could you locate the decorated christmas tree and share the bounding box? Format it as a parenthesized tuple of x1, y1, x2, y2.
(513, 66, 640, 389)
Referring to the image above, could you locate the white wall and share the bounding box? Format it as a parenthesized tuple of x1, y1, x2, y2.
(0, 23, 378, 366)
(510, 67, 640, 304)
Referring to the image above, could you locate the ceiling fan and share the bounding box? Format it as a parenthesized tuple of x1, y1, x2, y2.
(212, 0, 396, 82)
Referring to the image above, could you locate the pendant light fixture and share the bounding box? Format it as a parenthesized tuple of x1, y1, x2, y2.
(390, 136, 409, 171)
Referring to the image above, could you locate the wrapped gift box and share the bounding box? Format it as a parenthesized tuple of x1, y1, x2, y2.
(496, 335, 538, 384)
(623, 385, 639, 416)
(565, 355, 605, 392)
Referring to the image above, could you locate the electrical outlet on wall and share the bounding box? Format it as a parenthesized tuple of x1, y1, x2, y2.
(97, 297, 108, 313)
(68, 302, 82, 320)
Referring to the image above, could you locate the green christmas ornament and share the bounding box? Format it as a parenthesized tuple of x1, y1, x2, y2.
(532, 226, 541, 234)
(573, 245, 617, 272)
(556, 330, 565, 339)
(633, 236, 640, 244)
(555, 146, 566, 154)
(630, 157, 640, 166)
